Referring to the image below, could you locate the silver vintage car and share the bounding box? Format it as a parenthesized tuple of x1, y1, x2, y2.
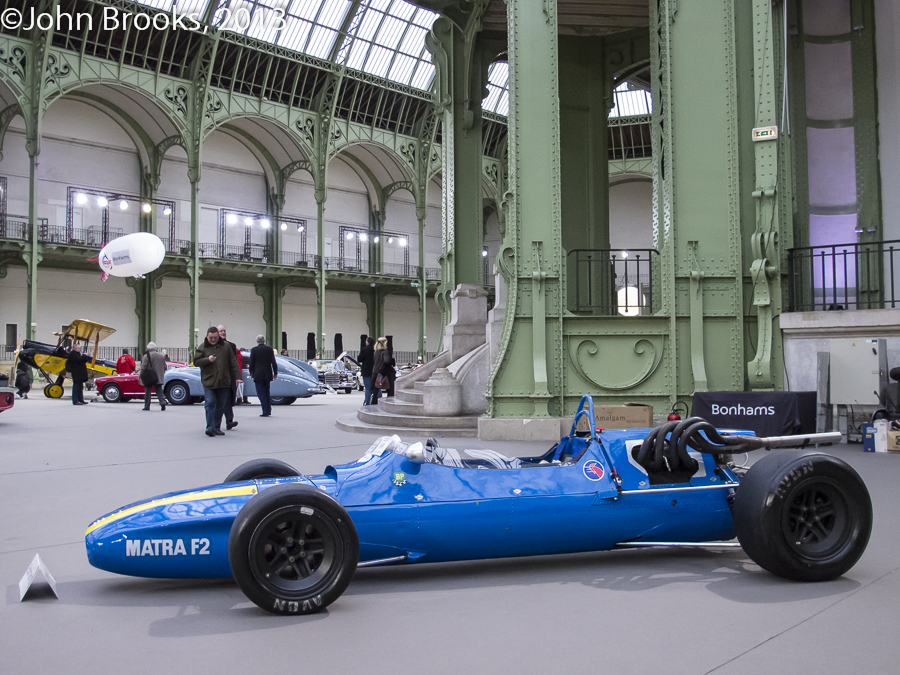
(163, 353, 325, 405)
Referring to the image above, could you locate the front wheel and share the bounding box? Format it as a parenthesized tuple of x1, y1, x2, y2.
(228, 484, 358, 615)
(271, 396, 296, 406)
(733, 450, 872, 582)
(47, 384, 64, 398)
(102, 384, 122, 403)
(165, 381, 191, 405)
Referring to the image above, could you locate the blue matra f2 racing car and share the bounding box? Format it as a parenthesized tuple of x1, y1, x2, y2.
(85, 396, 872, 615)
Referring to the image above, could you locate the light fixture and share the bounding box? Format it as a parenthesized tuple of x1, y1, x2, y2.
(388, 237, 394, 244)
(617, 286, 643, 317)
(482, 249, 488, 257)
(141, 203, 152, 213)
(360, 233, 368, 241)
(621, 251, 629, 259)
(370, 283, 376, 287)
(244, 217, 253, 227)
(118, 199, 129, 210)
(399, 238, 407, 247)
(297, 225, 304, 233)
(226, 213, 237, 225)
(257, 273, 263, 277)
(346, 232, 354, 239)
(260, 219, 270, 228)
(76, 193, 87, 205)
(162, 206, 172, 216)
(97, 196, 108, 208)
(373, 235, 380, 243)
(280, 222, 287, 231)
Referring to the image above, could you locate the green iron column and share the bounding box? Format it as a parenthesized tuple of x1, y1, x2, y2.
(25, 149, 40, 341)
(315, 191, 326, 357)
(426, 13, 488, 324)
(188, 173, 202, 353)
(487, 0, 565, 418)
(417, 204, 427, 359)
(135, 169, 161, 349)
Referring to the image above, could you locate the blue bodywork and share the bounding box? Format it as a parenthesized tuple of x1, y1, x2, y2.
(86, 397, 741, 579)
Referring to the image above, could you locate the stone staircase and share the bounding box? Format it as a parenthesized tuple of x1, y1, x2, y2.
(335, 353, 480, 437)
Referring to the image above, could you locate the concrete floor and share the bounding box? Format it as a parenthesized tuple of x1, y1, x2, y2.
(1, 390, 898, 675)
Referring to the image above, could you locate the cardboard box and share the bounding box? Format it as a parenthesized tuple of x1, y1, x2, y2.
(576, 404, 653, 431)
(887, 430, 900, 453)
(875, 419, 888, 452)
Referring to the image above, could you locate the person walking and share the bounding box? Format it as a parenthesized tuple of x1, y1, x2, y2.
(15, 361, 31, 399)
(248, 335, 278, 417)
(195, 327, 239, 437)
(116, 349, 136, 374)
(139, 342, 167, 411)
(358, 336, 375, 405)
(371, 337, 390, 405)
(217, 324, 242, 426)
(66, 342, 91, 405)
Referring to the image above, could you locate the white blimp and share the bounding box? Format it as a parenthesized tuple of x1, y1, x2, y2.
(98, 232, 166, 281)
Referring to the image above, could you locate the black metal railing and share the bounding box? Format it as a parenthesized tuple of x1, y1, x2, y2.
(280, 251, 319, 267)
(324, 257, 417, 277)
(0, 218, 28, 240)
(567, 248, 660, 315)
(40, 224, 124, 247)
(160, 238, 193, 255)
(788, 240, 900, 311)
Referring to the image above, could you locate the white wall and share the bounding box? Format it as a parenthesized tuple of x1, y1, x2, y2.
(877, 1, 899, 245)
(609, 179, 653, 251)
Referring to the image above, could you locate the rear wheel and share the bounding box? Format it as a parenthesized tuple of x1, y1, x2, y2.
(43, 385, 51, 398)
(165, 381, 191, 405)
(225, 459, 301, 483)
(733, 450, 872, 582)
(102, 384, 122, 403)
(228, 484, 358, 615)
(47, 384, 64, 399)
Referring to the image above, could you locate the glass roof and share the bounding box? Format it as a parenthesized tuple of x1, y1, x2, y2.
(483, 62, 509, 116)
(142, 1, 438, 90)
(610, 81, 652, 117)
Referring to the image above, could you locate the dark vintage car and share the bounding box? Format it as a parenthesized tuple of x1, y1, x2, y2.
(95, 362, 187, 403)
(308, 352, 360, 393)
(0, 386, 14, 413)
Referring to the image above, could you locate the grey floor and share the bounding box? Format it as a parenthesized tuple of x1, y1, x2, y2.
(1, 390, 898, 675)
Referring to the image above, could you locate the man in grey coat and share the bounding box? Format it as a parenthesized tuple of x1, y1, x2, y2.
(140, 342, 167, 411)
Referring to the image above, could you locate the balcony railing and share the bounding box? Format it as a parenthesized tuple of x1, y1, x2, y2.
(160, 238, 193, 255)
(324, 257, 419, 277)
(567, 248, 660, 315)
(280, 251, 319, 267)
(788, 240, 899, 311)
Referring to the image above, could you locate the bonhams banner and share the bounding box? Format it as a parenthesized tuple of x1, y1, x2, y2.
(692, 391, 817, 437)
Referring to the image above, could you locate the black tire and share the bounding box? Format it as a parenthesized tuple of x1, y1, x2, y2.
(165, 381, 190, 405)
(225, 459, 301, 483)
(344, 388, 352, 394)
(733, 450, 872, 582)
(228, 484, 359, 615)
(271, 396, 296, 406)
(102, 384, 122, 403)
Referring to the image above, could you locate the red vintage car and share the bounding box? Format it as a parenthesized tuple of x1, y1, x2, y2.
(0, 387, 14, 413)
(95, 363, 186, 403)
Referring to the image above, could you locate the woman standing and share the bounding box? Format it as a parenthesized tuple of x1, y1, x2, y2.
(371, 337, 389, 405)
(140, 342, 167, 411)
(15, 361, 31, 399)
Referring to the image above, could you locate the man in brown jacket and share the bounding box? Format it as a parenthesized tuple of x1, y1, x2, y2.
(194, 327, 239, 437)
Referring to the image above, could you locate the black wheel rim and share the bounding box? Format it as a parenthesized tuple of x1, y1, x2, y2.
(248, 505, 340, 597)
(782, 478, 852, 559)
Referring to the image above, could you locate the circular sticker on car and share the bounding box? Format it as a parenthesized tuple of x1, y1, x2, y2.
(583, 460, 605, 481)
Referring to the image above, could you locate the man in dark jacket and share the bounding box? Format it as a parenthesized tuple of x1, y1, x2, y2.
(358, 336, 375, 405)
(66, 343, 91, 405)
(248, 335, 278, 417)
(216, 324, 242, 428)
(195, 327, 239, 437)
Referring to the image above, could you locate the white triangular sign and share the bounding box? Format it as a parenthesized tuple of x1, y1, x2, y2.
(18, 554, 59, 601)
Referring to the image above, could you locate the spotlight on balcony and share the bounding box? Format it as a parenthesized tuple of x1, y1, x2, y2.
(373, 235, 379, 243)
(346, 232, 354, 240)
(399, 238, 407, 247)
(482, 249, 488, 257)
(360, 233, 368, 241)
(260, 219, 270, 228)
(621, 251, 629, 259)
(280, 222, 287, 231)
(244, 217, 253, 227)
(76, 193, 88, 205)
(119, 200, 129, 210)
(162, 206, 172, 216)
(226, 213, 237, 225)
(388, 237, 394, 244)
(141, 203, 152, 213)
(297, 225, 304, 233)
(97, 197, 108, 208)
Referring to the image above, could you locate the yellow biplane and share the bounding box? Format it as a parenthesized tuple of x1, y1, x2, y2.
(15, 320, 118, 398)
